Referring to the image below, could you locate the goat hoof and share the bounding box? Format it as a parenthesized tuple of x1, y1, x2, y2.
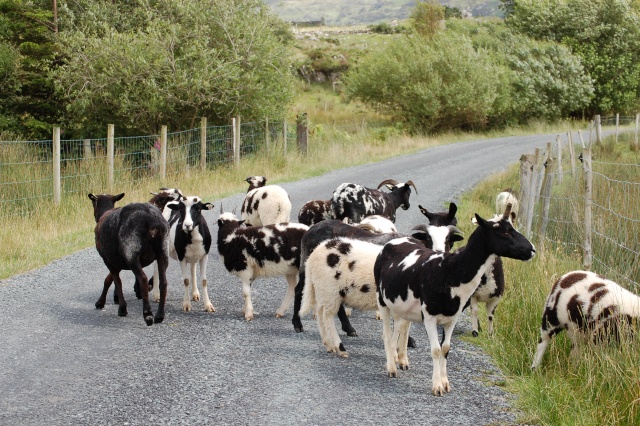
(95, 301, 105, 310)
(408, 336, 417, 348)
(344, 328, 357, 337)
(294, 326, 304, 333)
(388, 371, 398, 378)
(144, 315, 154, 326)
(472, 331, 478, 337)
(118, 306, 128, 317)
(154, 314, 164, 324)
(399, 364, 409, 371)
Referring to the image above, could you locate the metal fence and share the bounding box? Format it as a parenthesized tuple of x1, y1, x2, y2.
(519, 118, 640, 291)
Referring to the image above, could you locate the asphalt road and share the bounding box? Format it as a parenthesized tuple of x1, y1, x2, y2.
(0, 133, 559, 425)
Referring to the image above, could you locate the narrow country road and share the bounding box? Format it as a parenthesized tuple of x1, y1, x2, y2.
(0, 133, 562, 425)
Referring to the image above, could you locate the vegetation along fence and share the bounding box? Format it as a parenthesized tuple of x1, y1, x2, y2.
(0, 114, 325, 216)
(519, 114, 640, 291)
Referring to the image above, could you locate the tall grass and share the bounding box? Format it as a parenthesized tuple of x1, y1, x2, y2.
(458, 135, 640, 425)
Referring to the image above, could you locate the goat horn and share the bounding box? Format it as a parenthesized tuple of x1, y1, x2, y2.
(503, 203, 513, 221)
(405, 180, 418, 195)
(220, 203, 223, 214)
(447, 225, 463, 235)
(377, 179, 399, 189)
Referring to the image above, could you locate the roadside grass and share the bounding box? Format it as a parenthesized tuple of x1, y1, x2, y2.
(457, 137, 640, 425)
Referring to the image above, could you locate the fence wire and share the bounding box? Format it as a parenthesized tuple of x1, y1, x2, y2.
(525, 129, 640, 291)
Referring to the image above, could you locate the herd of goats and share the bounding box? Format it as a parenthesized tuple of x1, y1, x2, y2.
(87, 176, 640, 396)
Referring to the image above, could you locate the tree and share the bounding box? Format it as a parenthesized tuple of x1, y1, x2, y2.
(0, 0, 60, 138)
(54, 0, 295, 136)
(507, 0, 640, 114)
(344, 32, 505, 133)
(410, 0, 445, 38)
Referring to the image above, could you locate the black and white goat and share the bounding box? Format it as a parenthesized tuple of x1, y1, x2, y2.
(531, 270, 640, 369)
(216, 210, 309, 320)
(330, 179, 417, 224)
(300, 225, 462, 358)
(245, 176, 267, 192)
(298, 199, 334, 226)
(291, 204, 462, 335)
(374, 205, 535, 396)
(240, 178, 291, 226)
(89, 193, 169, 326)
(160, 196, 215, 312)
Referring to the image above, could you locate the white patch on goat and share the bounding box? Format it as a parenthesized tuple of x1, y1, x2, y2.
(450, 255, 497, 301)
(399, 250, 421, 271)
(427, 226, 452, 252)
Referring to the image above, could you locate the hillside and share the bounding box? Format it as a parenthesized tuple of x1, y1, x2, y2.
(263, 0, 503, 25)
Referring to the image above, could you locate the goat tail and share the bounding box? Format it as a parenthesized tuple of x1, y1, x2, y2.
(299, 273, 316, 317)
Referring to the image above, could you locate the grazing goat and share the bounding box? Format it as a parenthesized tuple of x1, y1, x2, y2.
(496, 189, 519, 225)
(531, 270, 640, 369)
(330, 179, 417, 224)
(301, 226, 462, 358)
(374, 205, 535, 396)
(161, 196, 215, 312)
(291, 207, 462, 335)
(216, 210, 309, 320)
(89, 193, 169, 326)
(240, 178, 291, 226)
(298, 199, 334, 226)
(245, 176, 267, 192)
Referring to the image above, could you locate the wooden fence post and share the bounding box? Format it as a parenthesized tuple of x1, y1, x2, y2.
(83, 139, 92, 160)
(234, 115, 241, 166)
(518, 154, 534, 230)
(160, 125, 167, 180)
(265, 117, 270, 150)
(53, 127, 61, 205)
(556, 135, 563, 184)
(634, 113, 639, 151)
(583, 148, 593, 270)
(296, 112, 308, 155)
(567, 131, 576, 176)
(537, 158, 555, 249)
(283, 119, 288, 155)
(615, 113, 619, 145)
(200, 117, 207, 172)
(595, 114, 602, 146)
(578, 129, 586, 149)
(107, 124, 115, 191)
(525, 147, 540, 239)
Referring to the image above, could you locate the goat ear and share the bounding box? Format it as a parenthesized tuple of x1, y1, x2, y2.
(88, 193, 97, 201)
(448, 202, 457, 219)
(418, 204, 431, 220)
(385, 184, 395, 191)
(410, 229, 427, 240)
(203, 203, 214, 211)
(167, 203, 180, 210)
(238, 220, 246, 226)
(474, 213, 487, 227)
(115, 193, 125, 202)
(451, 234, 465, 243)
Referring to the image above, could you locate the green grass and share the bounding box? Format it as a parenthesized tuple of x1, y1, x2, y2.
(457, 136, 640, 425)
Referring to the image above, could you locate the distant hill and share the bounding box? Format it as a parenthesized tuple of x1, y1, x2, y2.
(264, 0, 503, 26)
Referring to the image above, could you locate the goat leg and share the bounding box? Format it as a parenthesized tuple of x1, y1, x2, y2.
(96, 273, 113, 309)
(338, 304, 357, 336)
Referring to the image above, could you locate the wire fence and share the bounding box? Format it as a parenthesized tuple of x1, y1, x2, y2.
(0, 118, 294, 216)
(519, 118, 640, 291)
